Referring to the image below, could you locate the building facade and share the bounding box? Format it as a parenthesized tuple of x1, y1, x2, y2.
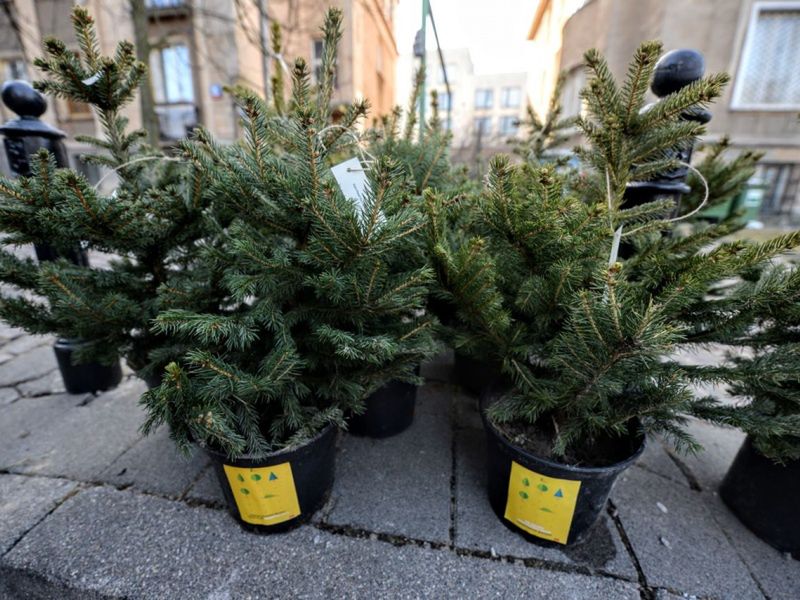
(0, 0, 398, 176)
(423, 48, 527, 167)
(528, 0, 800, 224)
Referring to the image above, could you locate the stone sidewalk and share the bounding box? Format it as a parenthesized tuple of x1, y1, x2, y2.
(0, 324, 798, 599)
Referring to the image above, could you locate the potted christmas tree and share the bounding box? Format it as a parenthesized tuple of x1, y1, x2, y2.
(141, 9, 438, 531)
(699, 262, 800, 558)
(342, 70, 466, 437)
(424, 42, 800, 546)
(0, 7, 218, 388)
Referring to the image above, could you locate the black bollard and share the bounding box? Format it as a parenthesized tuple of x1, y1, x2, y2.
(0, 80, 122, 394)
(623, 49, 711, 210)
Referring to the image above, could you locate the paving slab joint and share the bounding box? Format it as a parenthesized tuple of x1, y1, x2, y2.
(178, 463, 215, 502)
(663, 447, 703, 491)
(1, 481, 83, 559)
(607, 500, 654, 600)
(314, 520, 638, 584)
(448, 392, 458, 548)
(710, 510, 770, 599)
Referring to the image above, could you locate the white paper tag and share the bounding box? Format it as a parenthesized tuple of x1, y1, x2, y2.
(331, 157, 370, 217)
(81, 72, 101, 86)
(608, 225, 623, 267)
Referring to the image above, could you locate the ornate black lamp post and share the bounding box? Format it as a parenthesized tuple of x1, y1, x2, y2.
(0, 80, 122, 394)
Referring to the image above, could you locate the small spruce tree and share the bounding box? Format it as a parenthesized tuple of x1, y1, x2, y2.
(0, 7, 216, 379)
(425, 41, 800, 460)
(141, 9, 439, 458)
(512, 72, 576, 164)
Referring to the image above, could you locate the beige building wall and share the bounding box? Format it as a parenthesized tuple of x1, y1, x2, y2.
(531, 0, 800, 222)
(1, 0, 398, 157)
(526, 0, 588, 119)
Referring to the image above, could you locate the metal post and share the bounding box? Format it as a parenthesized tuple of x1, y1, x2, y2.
(418, 0, 428, 142)
(0, 81, 87, 265)
(259, 0, 271, 102)
(428, 3, 451, 131)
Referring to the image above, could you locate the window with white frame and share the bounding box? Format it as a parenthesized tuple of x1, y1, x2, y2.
(475, 88, 493, 109)
(149, 43, 194, 104)
(733, 2, 800, 109)
(499, 115, 519, 135)
(501, 87, 521, 108)
(313, 39, 338, 87)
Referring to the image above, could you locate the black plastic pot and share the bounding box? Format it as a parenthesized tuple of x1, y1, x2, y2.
(34, 243, 89, 267)
(720, 437, 800, 558)
(454, 352, 503, 397)
(348, 379, 417, 438)
(205, 424, 338, 534)
(53, 339, 123, 394)
(480, 392, 644, 546)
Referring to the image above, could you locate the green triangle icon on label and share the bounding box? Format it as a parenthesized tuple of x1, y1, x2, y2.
(269, 472, 278, 481)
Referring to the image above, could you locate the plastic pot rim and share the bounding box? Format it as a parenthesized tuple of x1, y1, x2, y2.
(480, 388, 646, 478)
(200, 422, 339, 463)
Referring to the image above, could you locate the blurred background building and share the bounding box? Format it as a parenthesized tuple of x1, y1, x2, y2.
(527, 0, 800, 225)
(0, 0, 398, 176)
(420, 48, 527, 164)
(2, 1, 799, 223)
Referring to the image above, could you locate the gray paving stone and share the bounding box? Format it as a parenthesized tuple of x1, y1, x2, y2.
(0, 322, 25, 342)
(420, 348, 454, 382)
(0, 379, 146, 481)
(2, 334, 52, 356)
(184, 464, 226, 506)
(611, 467, 762, 598)
(0, 474, 78, 555)
(0, 394, 85, 460)
(1, 487, 640, 599)
(634, 437, 690, 487)
(673, 419, 745, 492)
(325, 389, 452, 543)
(705, 492, 800, 600)
(17, 368, 65, 397)
(0, 386, 19, 406)
(454, 427, 638, 580)
(0, 352, 13, 365)
(453, 387, 483, 430)
(414, 379, 453, 418)
(98, 426, 209, 499)
(0, 345, 58, 386)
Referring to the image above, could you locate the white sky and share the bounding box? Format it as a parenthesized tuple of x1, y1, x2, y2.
(394, 0, 539, 75)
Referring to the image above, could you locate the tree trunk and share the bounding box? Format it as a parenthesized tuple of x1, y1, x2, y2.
(129, 0, 160, 145)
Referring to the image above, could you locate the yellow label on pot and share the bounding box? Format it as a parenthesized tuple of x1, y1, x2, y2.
(504, 461, 581, 544)
(223, 462, 301, 526)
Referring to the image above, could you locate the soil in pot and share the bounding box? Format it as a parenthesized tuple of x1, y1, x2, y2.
(348, 369, 420, 438)
(720, 437, 800, 559)
(204, 424, 338, 534)
(480, 391, 644, 546)
(53, 339, 123, 394)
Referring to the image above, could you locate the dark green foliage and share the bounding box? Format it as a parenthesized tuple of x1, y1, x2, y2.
(366, 67, 466, 197)
(512, 72, 576, 163)
(141, 9, 439, 458)
(425, 41, 800, 459)
(0, 7, 215, 376)
(693, 263, 800, 464)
